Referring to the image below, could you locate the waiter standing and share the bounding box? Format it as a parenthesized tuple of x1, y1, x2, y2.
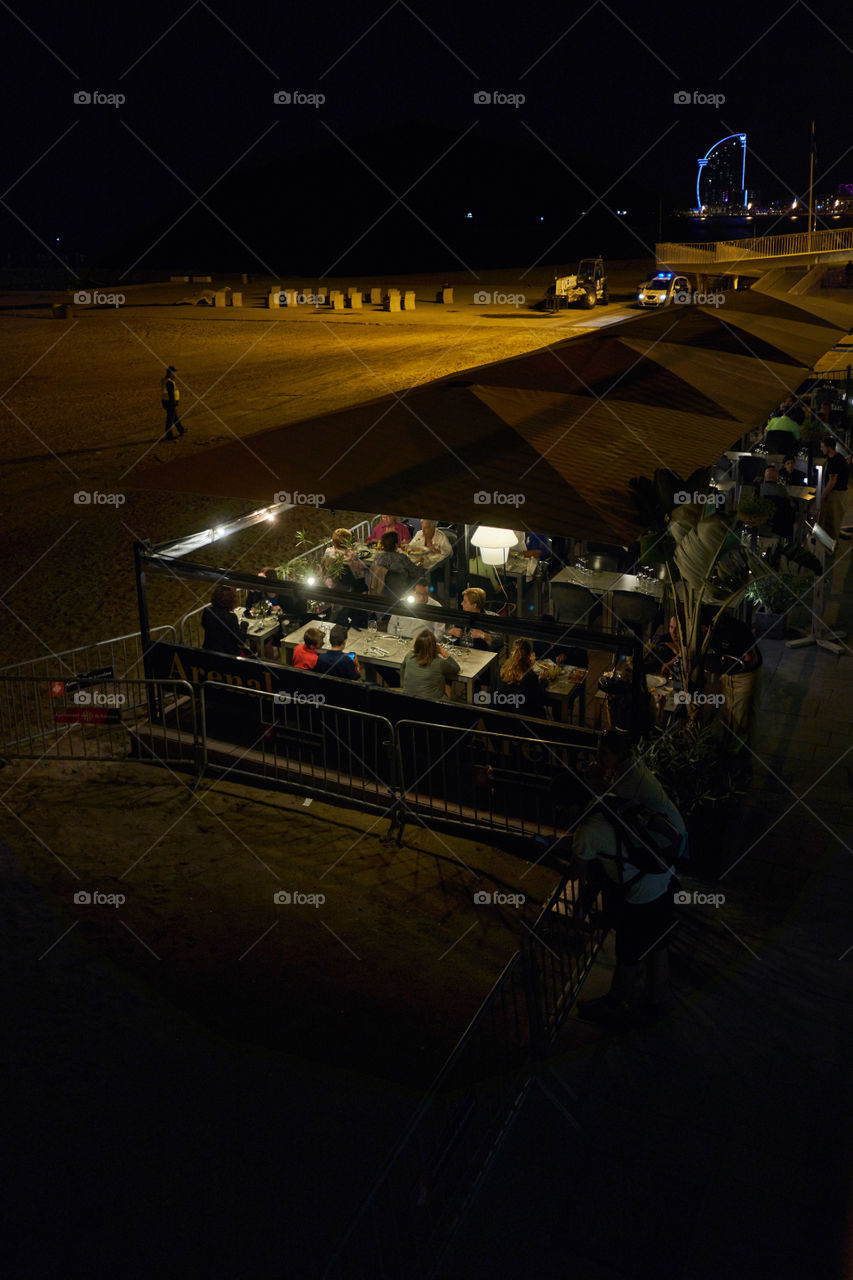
(160, 365, 185, 441)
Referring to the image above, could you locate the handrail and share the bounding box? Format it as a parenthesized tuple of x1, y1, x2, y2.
(657, 226, 853, 266)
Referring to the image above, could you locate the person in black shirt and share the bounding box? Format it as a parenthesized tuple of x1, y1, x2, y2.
(779, 457, 806, 487)
(201, 585, 243, 656)
(819, 437, 849, 542)
(313, 625, 361, 680)
(494, 637, 548, 718)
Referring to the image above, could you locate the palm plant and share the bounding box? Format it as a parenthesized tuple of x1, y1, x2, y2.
(630, 468, 771, 705)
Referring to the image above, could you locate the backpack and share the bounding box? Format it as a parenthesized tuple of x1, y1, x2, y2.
(594, 796, 685, 887)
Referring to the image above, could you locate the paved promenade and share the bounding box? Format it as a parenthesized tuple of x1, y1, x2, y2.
(442, 536, 853, 1280)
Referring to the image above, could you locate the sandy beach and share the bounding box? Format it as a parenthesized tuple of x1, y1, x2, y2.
(0, 261, 650, 668)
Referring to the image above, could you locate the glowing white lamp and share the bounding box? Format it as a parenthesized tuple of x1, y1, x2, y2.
(471, 525, 516, 566)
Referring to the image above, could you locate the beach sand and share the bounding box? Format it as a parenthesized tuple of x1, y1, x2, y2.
(0, 261, 651, 667)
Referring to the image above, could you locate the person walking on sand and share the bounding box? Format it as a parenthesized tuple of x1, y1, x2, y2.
(160, 365, 185, 441)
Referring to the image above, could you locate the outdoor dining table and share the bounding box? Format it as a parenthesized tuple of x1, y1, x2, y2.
(282, 621, 498, 703)
(550, 565, 664, 630)
(550, 566, 664, 597)
(235, 606, 280, 655)
(533, 661, 588, 724)
(503, 550, 544, 615)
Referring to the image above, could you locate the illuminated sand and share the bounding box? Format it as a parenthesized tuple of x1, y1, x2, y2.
(0, 263, 650, 666)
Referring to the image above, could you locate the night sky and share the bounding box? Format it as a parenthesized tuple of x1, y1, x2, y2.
(3, 0, 853, 274)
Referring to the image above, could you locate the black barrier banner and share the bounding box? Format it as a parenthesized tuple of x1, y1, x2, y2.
(51, 666, 115, 695)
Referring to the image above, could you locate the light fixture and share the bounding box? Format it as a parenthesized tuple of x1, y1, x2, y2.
(470, 525, 517, 566)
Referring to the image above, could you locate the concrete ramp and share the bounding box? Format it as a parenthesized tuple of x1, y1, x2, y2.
(788, 264, 828, 295)
(753, 266, 799, 293)
(752, 266, 808, 294)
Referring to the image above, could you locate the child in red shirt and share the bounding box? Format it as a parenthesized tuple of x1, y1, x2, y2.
(292, 626, 325, 669)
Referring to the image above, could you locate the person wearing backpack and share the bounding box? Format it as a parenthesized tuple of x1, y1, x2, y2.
(565, 755, 685, 1025)
(596, 729, 686, 837)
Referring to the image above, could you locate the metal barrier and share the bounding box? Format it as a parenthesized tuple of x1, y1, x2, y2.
(197, 683, 398, 814)
(657, 227, 853, 265)
(179, 605, 206, 649)
(395, 718, 595, 841)
(0, 676, 201, 773)
(324, 872, 607, 1280)
(0, 625, 177, 683)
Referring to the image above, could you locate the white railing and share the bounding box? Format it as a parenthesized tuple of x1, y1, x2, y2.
(657, 227, 853, 266)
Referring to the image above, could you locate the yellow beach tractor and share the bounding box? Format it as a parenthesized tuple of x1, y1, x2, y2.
(544, 257, 608, 310)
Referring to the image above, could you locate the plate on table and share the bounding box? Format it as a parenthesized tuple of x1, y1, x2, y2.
(646, 674, 666, 689)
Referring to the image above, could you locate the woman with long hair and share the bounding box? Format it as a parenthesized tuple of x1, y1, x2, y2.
(201, 584, 243, 656)
(401, 629, 460, 701)
(369, 530, 421, 614)
(495, 637, 548, 718)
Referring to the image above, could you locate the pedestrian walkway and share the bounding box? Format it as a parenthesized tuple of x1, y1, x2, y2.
(439, 546, 853, 1280)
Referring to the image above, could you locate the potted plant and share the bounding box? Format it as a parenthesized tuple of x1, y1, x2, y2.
(640, 720, 749, 877)
(745, 541, 820, 638)
(735, 494, 774, 528)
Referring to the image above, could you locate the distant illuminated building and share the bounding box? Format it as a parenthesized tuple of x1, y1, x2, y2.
(696, 134, 747, 210)
(838, 183, 853, 197)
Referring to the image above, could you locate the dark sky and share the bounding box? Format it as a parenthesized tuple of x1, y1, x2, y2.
(3, 0, 852, 274)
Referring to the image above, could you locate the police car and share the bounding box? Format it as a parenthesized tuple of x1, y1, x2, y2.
(637, 272, 691, 308)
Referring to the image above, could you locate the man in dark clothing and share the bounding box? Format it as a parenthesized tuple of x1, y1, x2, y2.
(313, 625, 360, 680)
(161, 365, 185, 441)
(819, 437, 849, 543)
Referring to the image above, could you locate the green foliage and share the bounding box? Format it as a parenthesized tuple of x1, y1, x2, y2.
(736, 495, 774, 527)
(798, 419, 826, 445)
(746, 573, 808, 614)
(639, 723, 748, 817)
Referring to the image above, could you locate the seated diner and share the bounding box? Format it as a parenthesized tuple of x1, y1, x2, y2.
(400, 630, 461, 702)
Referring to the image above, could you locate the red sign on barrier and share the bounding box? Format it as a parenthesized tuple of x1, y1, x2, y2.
(54, 708, 121, 726)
